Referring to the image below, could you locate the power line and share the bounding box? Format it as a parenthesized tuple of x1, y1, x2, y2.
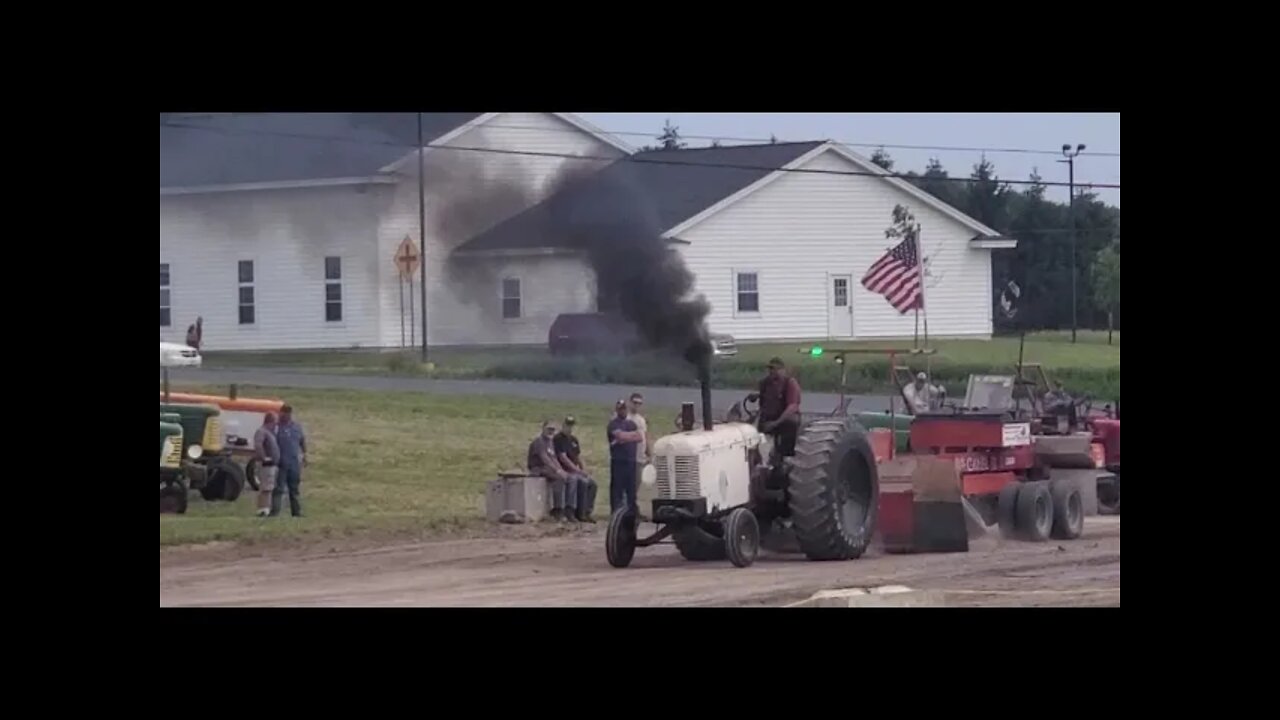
(160, 120, 1121, 190)
(477, 120, 1122, 158)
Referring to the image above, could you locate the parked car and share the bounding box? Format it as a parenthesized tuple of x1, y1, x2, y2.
(548, 313, 737, 358)
(160, 341, 202, 368)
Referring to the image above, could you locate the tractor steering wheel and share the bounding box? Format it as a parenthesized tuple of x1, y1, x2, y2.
(741, 393, 762, 424)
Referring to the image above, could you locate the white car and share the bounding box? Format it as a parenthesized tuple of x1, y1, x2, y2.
(160, 341, 202, 368)
(709, 333, 738, 357)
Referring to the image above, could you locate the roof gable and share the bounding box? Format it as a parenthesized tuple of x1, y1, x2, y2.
(455, 141, 824, 254)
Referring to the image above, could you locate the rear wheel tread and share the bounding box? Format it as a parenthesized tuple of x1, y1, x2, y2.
(786, 416, 879, 561)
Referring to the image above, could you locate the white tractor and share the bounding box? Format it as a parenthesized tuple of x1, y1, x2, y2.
(606, 387, 880, 569)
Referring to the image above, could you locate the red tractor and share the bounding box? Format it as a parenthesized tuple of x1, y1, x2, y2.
(790, 347, 1118, 554)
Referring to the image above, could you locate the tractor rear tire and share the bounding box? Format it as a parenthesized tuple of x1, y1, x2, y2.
(997, 482, 1020, 539)
(159, 483, 188, 514)
(674, 522, 727, 561)
(1015, 481, 1053, 542)
(245, 458, 261, 491)
(1050, 480, 1084, 540)
(787, 417, 879, 561)
(605, 508, 638, 568)
(724, 508, 760, 568)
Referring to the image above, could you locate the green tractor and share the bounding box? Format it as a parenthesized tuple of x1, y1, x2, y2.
(159, 413, 187, 513)
(158, 402, 247, 503)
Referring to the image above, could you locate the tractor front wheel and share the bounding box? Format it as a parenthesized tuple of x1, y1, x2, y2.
(787, 417, 879, 561)
(159, 482, 188, 514)
(201, 459, 246, 502)
(605, 508, 638, 568)
(724, 508, 760, 568)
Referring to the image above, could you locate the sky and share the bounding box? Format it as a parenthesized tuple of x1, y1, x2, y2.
(577, 113, 1120, 208)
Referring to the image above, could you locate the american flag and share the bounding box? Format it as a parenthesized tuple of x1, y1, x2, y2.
(861, 235, 923, 314)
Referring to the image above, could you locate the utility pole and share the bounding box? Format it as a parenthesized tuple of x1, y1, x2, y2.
(1060, 143, 1085, 344)
(418, 112, 429, 362)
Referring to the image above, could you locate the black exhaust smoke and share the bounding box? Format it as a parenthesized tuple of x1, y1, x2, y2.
(544, 165, 713, 367)
(439, 155, 714, 389)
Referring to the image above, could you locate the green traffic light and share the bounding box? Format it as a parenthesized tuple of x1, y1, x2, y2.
(810, 346, 824, 357)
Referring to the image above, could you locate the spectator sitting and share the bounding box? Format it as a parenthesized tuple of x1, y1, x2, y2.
(553, 416, 597, 523)
(527, 419, 576, 523)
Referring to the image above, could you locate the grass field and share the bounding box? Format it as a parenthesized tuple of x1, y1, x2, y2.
(159, 384, 662, 548)
(203, 331, 1120, 400)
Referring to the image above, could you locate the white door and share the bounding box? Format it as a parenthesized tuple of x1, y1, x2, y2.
(827, 274, 853, 338)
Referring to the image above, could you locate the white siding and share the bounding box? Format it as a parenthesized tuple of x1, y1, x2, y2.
(677, 149, 995, 341)
(159, 186, 382, 351)
(376, 112, 621, 346)
(158, 113, 619, 351)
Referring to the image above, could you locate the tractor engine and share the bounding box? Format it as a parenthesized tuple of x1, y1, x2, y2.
(650, 422, 770, 520)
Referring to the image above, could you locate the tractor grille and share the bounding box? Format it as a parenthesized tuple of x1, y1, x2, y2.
(204, 417, 223, 450)
(163, 436, 182, 468)
(655, 459, 671, 496)
(672, 456, 701, 499)
(654, 456, 702, 499)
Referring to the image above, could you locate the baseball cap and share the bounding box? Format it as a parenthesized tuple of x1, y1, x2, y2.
(767, 357, 785, 369)
(563, 415, 576, 426)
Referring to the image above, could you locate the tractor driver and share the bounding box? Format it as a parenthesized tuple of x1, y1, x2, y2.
(904, 372, 944, 414)
(755, 357, 802, 457)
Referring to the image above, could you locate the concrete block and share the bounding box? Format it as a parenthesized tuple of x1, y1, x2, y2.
(788, 585, 947, 608)
(485, 475, 548, 524)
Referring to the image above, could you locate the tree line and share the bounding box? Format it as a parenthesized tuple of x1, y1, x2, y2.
(646, 120, 1121, 341)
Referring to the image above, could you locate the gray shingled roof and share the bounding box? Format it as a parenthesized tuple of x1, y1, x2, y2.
(160, 113, 481, 188)
(455, 141, 825, 253)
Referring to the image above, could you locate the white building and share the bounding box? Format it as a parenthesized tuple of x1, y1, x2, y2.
(160, 113, 1012, 350)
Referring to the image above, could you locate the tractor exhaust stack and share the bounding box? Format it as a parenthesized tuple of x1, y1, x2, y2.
(680, 402, 696, 432)
(699, 361, 713, 431)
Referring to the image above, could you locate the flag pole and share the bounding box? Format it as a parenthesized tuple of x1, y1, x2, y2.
(915, 223, 930, 349)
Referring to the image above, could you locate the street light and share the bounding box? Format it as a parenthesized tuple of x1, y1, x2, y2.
(1059, 143, 1086, 343)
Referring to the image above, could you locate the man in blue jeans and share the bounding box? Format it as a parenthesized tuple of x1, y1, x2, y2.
(607, 399, 644, 516)
(271, 404, 308, 518)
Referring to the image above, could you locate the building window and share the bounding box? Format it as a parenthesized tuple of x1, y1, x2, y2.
(736, 271, 760, 313)
(325, 256, 343, 322)
(160, 263, 171, 327)
(238, 260, 255, 325)
(501, 278, 522, 320)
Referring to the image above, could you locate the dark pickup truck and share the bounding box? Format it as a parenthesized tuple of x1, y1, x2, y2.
(548, 313, 737, 358)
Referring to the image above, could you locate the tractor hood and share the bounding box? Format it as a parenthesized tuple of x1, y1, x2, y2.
(653, 422, 762, 456)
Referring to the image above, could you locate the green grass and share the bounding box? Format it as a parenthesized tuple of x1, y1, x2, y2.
(159, 384, 649, 548)
(202, 331, 1120, 400)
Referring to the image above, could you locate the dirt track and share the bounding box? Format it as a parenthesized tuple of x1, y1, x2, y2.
(159, 517, 1119, 607)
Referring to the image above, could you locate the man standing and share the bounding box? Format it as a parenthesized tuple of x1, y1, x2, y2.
(271, 404, 307, 518)
(756, 357, 802, 457)
(553, 416, 597, 523)
(528, 420, 575, 522)
(185, 317, 203, 351)
(607, 400, 644, 515)
(253, 412, 280, 517)
(627, 393, 651, 466)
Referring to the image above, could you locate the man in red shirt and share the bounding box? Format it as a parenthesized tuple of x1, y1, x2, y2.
(756, 357, 802, 457)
